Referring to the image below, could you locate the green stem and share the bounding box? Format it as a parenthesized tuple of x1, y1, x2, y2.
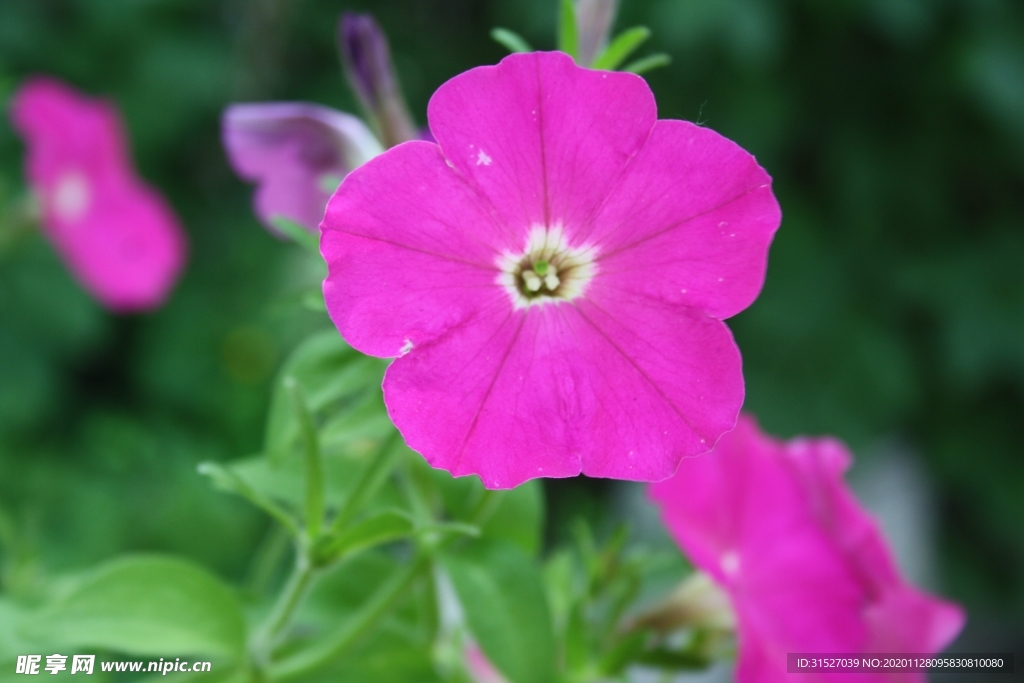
(251, 551, 317, 664)
(469, 488, 504, 527)
(246, 523, 293, 598)
(285, 377, 324, 540)
(328, 430, 402, 535)
(269, 553, 428, 681)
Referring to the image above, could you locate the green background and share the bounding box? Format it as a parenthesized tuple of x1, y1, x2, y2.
(0, 0, 1021, 659)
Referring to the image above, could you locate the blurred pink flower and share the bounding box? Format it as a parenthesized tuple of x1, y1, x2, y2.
(322, 51, 780, 489)
(464, 642, 508, 683)
(649, 416, 966, 683)
(222, 103, 382, 234)
(9, 77, 186, 312)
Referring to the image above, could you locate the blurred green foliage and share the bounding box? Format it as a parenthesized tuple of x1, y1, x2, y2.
(0, 0, 1022, 662)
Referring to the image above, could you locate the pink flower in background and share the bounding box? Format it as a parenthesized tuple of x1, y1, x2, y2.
(222, 103, 382, 234)
(649, 416, 966, 683)
(322, 51, 780, 488)
(464, 643, 509, 683)
(9, 77, 186, 312)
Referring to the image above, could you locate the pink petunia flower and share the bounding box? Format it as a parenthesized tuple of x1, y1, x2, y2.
(222, 102, 383, 234)
(322, 51, 781, 489)
(9, 77, 186, 312)
(464, 642, 509, 683)
(649, 416, 966, 683)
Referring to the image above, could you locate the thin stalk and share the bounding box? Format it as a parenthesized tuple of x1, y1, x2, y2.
(246, 523, 293, 598)
(251, 551, 317, 664)
(327, 430, 402, 535)
(285, 377, 324, 540)
(269, 553, 428, 681)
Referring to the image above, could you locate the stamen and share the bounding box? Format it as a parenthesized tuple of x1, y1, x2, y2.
(522, 271, 543, 292)
(496, 225, 598, 309)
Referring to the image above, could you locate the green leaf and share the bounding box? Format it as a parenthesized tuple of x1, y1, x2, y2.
(270, 216, 320, 251)
(481, 480, 544, 555)
(621, 53, 671, 74)
(0, 599, 42, 658)
(265, 330, 389, 463)
(442, 540, 556, 683)
(198, 461, 300, 536)
(299, 627, 444, 683)
(591, 26, 651, 70)
(314, 509, 414, 565)
(490, 28, 532, 53)
(557, 0, 578, 59)
(216, 448, 404, 515)
(26, 555, 246, 658)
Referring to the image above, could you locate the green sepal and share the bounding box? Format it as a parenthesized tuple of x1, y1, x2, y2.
(270, 216, 320, 252)
(591, 26, 651, 71)
(558, 0, 579, 59)
(491, 28, 533, 53)
(622, 53, 671, 74)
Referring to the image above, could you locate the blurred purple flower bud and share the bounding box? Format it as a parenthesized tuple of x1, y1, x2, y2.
(576, 0, 619, 67)
(338, 13, 418, 148)
(222, 102, 383, 234)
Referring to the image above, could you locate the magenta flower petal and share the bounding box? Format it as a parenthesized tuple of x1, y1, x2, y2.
(222, 102, 382, 233)
(322, 141, 506, 358)
(9, 77, 186, 312)
(649, 417, 966, 683)
(382, 292, 742, 486)
(322, 52, 781, 488)
(426, 52, 657, 238)
(590, 120, 781, 319)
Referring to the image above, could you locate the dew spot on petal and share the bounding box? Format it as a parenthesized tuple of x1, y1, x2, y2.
(475, 149, 492, 166)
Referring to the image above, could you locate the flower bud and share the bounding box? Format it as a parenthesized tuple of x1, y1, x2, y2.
(576, 0, 619, 67)
(338, 13, 418, 148)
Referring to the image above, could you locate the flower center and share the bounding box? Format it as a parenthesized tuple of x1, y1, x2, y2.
(497, 226, 597, 309)
(52, 172, 91, 222)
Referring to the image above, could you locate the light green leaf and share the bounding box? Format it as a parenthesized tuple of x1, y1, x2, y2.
(265, 330, 389, 463)
(442, 540, 556, 683)
(621, 53, 671, 74)
(558, 0, 579, 59)
(215, 448, 404, 515)
(291, 626, 442, 683)
(270, 216, 320, 251)
(490, 28, 533, 53)
(0, 599, 43, 658)
(481, 480, 544, 555)
(591, 26, 651, 71)
(26, 555, 246, 659)
(404, 457, 543, 554)
(198, 461, 300, 536)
